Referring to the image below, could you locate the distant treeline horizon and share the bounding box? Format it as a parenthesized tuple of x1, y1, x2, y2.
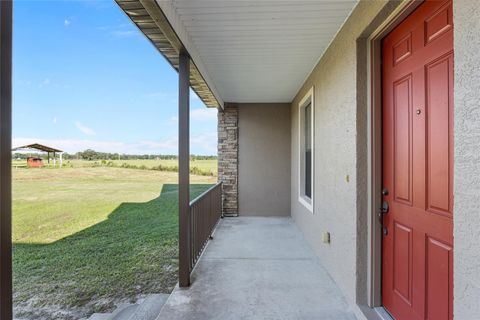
(12, 149, 217, 161)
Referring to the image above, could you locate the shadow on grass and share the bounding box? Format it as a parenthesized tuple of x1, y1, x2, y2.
(13, 183, 213, 319)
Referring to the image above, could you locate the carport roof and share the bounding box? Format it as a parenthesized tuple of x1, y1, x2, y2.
(116, 0, 358, 106)
(12, 143, 63, 153)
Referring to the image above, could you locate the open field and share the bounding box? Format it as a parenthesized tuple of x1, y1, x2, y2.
(13, 166, 216, 319)
(13, 159, 218, 176)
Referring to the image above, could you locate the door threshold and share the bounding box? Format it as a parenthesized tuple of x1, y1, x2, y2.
(374, 307, 394, 320)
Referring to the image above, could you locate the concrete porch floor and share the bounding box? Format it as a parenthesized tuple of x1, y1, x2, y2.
(157, 217, 357, 320)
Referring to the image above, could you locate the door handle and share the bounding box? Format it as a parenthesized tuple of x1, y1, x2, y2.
(379, 201, 389, 235)
(380, 201, 389, 214)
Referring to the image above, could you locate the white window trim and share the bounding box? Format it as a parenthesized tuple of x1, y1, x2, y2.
(298, 87, 314, 213)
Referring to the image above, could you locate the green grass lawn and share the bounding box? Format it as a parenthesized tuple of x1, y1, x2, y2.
(63, 159, 218, 175)
(13, 166, 216, 319)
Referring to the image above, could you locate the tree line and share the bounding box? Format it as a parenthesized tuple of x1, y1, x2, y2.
(13, 149, 217, 161)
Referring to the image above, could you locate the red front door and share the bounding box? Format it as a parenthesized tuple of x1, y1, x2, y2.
(382, 1, 453, 319)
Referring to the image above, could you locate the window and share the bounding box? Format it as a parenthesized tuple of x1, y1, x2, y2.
(305, 103, 312, 198)
(298, 87, 314, 212)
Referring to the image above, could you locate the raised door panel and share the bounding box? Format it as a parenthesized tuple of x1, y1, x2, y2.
(393, 33, 412, 65)
(424, 2, 453, 45)
(426, 54, 453, 217)
(393, 75, 413, 205)
(393, 222, 413, 305)
(425, 236, 452, 320)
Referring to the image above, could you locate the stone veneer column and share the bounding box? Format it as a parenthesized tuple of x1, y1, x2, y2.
(218, 103, 238, 216)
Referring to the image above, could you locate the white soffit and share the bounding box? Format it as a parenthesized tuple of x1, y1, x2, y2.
(157, 0, 358, 103)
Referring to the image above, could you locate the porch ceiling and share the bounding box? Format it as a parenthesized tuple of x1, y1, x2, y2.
(159, 0, 358, 103)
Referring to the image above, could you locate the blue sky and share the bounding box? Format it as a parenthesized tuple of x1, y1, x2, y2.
(13, 0, 218, 155)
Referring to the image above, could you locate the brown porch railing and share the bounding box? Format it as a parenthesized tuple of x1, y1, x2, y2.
(189, 182, 223, 272)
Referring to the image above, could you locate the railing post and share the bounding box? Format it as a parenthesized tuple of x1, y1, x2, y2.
(178, 50, 191, 287)
(0, 1, 13, 318)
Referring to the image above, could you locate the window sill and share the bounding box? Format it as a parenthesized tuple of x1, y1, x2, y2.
(298, 196, 313, 213)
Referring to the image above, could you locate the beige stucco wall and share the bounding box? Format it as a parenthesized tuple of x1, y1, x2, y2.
(290, 0, 395, 308)
(238, 103, 291, 216)
(453, 1, 480, 318)
(290, 0, 480, 318)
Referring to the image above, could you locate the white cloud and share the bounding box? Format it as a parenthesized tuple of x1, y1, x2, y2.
(37, 78, 70, 89)
(39, 78, 51, 88)
(111, 30, 136, 38)
(97, 23, 139, 38)
(191, 108, 217, 121)
(17, 80, 32, 86)
(75, 122, 96, 136)
(138, 138, 178, 152)
(53, 117, 57, 124)
(12, 132, 218, 155)
(137, 131, 217, 154)
(168, 108, 217, 125)
(169, 116, 178, 125)
(191, 131, 218, 154)
(13, 138, 126, 154)
(64, 19, 71, 27)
